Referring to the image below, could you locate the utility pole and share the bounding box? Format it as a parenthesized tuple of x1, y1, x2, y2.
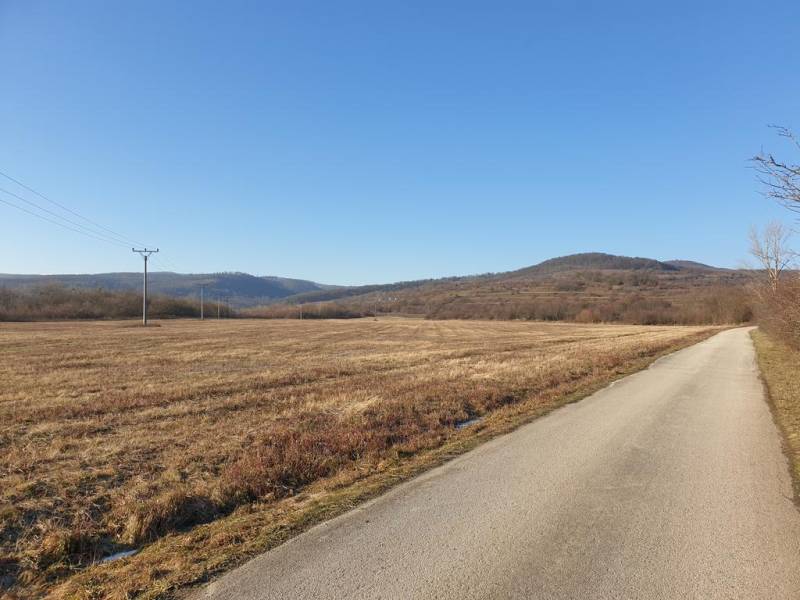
(200, 285, 204, 320)
(217, 297, 221, 319)
(132, 248, 159, 326)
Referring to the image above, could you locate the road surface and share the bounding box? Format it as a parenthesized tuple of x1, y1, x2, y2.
(195, 327, 800, 599)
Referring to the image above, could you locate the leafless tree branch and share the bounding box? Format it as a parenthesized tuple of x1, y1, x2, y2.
(751, 126, 800, 214)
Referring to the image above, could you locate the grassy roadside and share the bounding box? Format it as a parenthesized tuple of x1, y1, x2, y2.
(44, 327, 720, 600)
(751, 329, 800, 502)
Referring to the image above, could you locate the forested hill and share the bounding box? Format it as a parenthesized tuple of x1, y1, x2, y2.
(0, 272, 332, 306)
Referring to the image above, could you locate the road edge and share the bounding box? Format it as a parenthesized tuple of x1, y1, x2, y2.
(750, 328, 800, 508)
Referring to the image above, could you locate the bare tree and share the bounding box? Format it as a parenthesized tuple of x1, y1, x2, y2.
(749, 222, 796, 292)
(750, 128, 800, 346)
(752, 126, 800, 214)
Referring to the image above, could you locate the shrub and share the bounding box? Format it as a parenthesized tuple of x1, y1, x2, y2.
(240, 302, 367, 319)
(120, 488, 218, 545)
(752, 274, 800, 348)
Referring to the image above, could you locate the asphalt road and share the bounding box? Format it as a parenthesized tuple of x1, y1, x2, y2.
(195, 327, 800, 599)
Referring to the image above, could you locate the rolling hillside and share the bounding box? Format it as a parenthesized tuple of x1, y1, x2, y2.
(0, 272, 332, 306)
(0, 253, 755, 324)
(273, 253, 754, 325)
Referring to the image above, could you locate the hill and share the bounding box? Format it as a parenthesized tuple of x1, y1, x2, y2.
(511, 252, 679, 276)
(0, 253, 755, 324)
(271, 253, 753, 325)
(663, 260, 728, 271)
(0, 272, 328, 306)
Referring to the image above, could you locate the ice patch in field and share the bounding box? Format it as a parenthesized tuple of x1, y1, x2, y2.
(102, 549, 137, 563)
(455, 417, 483, 430)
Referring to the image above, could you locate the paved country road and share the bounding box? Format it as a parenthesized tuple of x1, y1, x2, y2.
(194, 327, 800, 599)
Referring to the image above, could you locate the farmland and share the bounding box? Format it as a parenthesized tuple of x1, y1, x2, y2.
(0, 318, 719, 598)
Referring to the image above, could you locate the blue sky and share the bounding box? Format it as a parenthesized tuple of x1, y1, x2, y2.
(0, 1, 798, 284)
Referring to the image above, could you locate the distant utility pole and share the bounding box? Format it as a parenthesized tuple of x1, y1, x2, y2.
(132, 248, 159, 326)
(217, 297, 221, 319)
(200, 285, 204, 320)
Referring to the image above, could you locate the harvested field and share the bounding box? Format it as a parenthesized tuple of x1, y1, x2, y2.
(0, 318, 719, 598)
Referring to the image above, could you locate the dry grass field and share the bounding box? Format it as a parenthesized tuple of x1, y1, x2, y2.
(752, 330, 800, 502)
(0, 318, 719, 599)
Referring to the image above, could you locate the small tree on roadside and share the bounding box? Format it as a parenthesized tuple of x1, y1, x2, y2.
(748, 222, 796, 293)
(747, 223, 799, 349)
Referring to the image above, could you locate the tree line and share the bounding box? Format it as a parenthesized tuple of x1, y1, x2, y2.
(0, 284, 201, 321)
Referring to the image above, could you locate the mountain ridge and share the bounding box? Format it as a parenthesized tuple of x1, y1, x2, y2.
(0, 272, 328, 306)
(0, 252, 732, 307)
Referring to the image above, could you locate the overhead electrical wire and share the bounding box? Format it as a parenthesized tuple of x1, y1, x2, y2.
(0, 169, 150, 248)
(0, 186, 134, 248)
(0, 169, 194, 275)
(0, 194, 130, 248)
(149, 253, 183, 273)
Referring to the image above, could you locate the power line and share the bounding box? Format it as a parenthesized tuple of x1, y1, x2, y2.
(0, 169, 149, 247)
(149, 252, 184, 274)
(0, 169, 199, 290)
(0, 187, 190, 277)
(0, 186, 132, 248)
(0, 194, 130, 248)
(151, 254, 181, 272)
(0, 171, 204, 317)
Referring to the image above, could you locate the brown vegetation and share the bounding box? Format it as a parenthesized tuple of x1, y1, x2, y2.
(751, 274, 800, 348)
(307, 269, 754, 325)
(0, 318, 719, 598)
(239, 302, 366, 319)
(0, 285, 204, 322)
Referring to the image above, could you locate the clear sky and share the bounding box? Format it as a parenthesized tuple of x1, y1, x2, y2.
(1, 1, 798, 284)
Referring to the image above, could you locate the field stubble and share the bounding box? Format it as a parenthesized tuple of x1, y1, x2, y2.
(0, 318, 719, 598)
